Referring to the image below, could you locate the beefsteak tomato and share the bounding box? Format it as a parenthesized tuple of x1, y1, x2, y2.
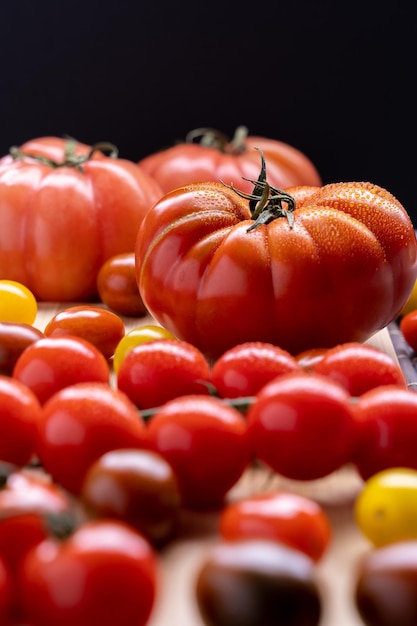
(135, 152, 417, 358)
(0, 136, 162, 301)
(138, 126, 321, 194)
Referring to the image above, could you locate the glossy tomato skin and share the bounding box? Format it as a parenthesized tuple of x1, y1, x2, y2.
(139, 130, 322, 195)
(113, 324, 176, 374)
(211, 342, 303, 398)
(36, 382, 150, 494)
(136, 180, 417, 359)
(17, 519, 158, 626)
(353, 386, 417, 480)
(195, 539, 322, 626)
(0, 136, 162, 301)
(12, 335, 110, 404)
(0, 322, 44, 375)
(0, 280, 38, 324)
(117, 339, 211, 410)
(400, 310, 417, 352)
(97, 253, 148, 316)
(80, 448, 181, 546)
(247, 372, 357, 480)
(354, 468, 417, 547)
(355, 540, 417, 626)
(43, 305, 125, 360)
(147, 395, 251, 509)
(219, 491, 331, 562)
(312, 342, 407, 396)
(0, 375, 42, 466)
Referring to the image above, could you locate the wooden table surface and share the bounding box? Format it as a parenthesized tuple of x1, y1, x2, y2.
(34, 303, 399, 626)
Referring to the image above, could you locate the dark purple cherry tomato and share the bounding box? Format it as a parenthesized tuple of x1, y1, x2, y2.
(0, 321, 44, 375)
(355, 540, 417, 626)
(196, 539, 322, 626)
(80, 448, 181, 545)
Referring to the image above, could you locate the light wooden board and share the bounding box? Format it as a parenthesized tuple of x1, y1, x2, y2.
(34, 303, 396, 626)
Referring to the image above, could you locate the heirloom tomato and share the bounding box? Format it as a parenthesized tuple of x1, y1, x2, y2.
(136, 153, 417, 359)
(139, 126, 321, 194)
(0, 136, 162, 301)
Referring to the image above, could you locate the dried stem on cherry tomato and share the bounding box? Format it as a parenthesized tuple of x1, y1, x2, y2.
(140, 395, 256, 422)
(185, 125, 248, 154)
(9, 139, 118, 172)
(222, 149, 296, 230)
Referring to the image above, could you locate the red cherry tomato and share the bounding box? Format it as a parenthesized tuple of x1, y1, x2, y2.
(43, 305, 125, 360)
(211, 342, 303, 398)
(353, 385, 417, 480)
(17, 519, 158, 626)
(147, 395, 251, 509)
(36, 382, 150, 494)
(80, 448, 181, 546)
(0, 375, 42, 466)
(12, 335, 110, 404)
(97, 253, 148, 317)
(113, 324, 176, 374)
(0, 464, 76, 573)
(219, 491, 332, 562)
(295, 347, 328, 371)
(312, 341, 407, 396)
(195, 539, 322, 626)
(247, 372, 357, 480)
(117, 339, 211, 409)
(0, 322, 44, 375)
(400, 310, 417, 352)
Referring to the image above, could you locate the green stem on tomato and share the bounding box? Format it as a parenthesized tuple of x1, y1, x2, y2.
(140, 395, 256, 422)
(185, 126, 248, 154)
(9, 139, 118, 172)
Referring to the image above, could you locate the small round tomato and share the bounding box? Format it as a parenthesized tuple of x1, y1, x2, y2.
(219, 491, 332, 562)
(17, 519, 158, 626)
(12, 335, 110, 404)
(80, 448, 181, 546)
(36, 382, 150, 494)
(0, 375, 42, 466)
(43, 305, 125, 360)
(247, 372, 357, 480)
(353, 386, 417, 480)
(0, 280, 37, 325)
(117, 339, 211, 410)
(0, 322, 44, 375)
(355, 468, 417, 547)
(312, 342, 407, 396)
(0, 465, 76, 573)
(400, 310, 417, 352)
(211, 342, 303, 398)
(195, 539, 322, 626)
(113, 324, 176, 374)
(295, 347, 328, 372)
(97, 253, 148, 316)
(355, 540, 417, 626)
(147, 395, 251, 509)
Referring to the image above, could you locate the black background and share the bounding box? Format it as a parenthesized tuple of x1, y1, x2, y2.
(1, 1, 416, 221)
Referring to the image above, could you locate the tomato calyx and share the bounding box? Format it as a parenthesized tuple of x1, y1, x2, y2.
(140, 395, 256, 421)
(9, 139, 118, 172)
(185, 125, 248, 154)
(223, 149, 296, 231)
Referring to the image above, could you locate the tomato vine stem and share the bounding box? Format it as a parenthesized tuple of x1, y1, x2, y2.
(222, 149, 296, 231)
(9, 139, 118, 172)
(185, 126, 248, 154)
(140, 395, 255, 422)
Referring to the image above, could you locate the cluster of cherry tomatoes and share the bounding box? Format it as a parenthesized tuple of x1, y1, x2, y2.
(4, 275, 417, 624)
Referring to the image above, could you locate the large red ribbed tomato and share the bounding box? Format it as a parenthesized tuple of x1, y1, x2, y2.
(0, 137, 162, 301)
(138, 126, 321, 194)
(135, 153, 417, 359)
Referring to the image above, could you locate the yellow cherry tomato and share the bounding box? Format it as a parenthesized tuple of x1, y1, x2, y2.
(0, 280, 38, 324)
(400, 278, 417, 316)
(354, 467, 417, 546)
(113, 324, 176, 373)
